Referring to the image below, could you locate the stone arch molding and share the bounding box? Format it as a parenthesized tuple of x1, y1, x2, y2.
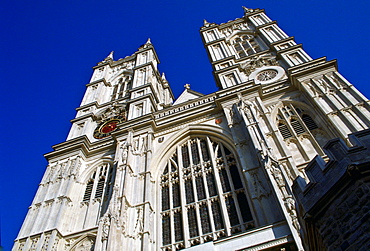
(78, 157, 114, 184)
(270, 100, 316, 131)
(67, 234, 96, 251)
(151, 124, 234, 179)
(225, 30, 255, 45)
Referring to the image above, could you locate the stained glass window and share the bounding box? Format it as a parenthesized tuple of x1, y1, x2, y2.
(195, 176, 206, 200)
(160, 137, 254, 249)
(162, 214, 171, 245)
(200, 203, 211, 234)
(188, 207, 198, 238)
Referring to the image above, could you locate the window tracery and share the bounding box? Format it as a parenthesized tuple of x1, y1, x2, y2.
(276, 104, 327, 166)
(82, 164, 113, 204)
(233, 35, 261, 58)
(160, 137, 254, 250)
(276, 105, 319, 140)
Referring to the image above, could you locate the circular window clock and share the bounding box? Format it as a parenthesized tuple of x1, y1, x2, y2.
(248, 66, 285, 84)
(256, 69, 278, 81)
(93, 115, 125, 139)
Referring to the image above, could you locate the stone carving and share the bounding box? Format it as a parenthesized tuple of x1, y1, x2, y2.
(250, 170, 270, 200)
(68, 157, 81, 178)
(115, 140, 129, 166)
(240, 53, 279, 75)
(51, 236, 60, 251)
(45, 165, 55, 183)
(94, 102, 126, 123)
(132, 135, 147, 156)
(242, 6, 255, 14)
(19, 242, 25, 250)
(229, 105, 242, 126)
(284, 196, 300, 231)
(30, 237, 39, 251)
(133, 206, 144, 238)
(41, 235, 50, 251)
(74, 238, 94, 251)
(268, 160, 300, 232)
(202, 19, 215, 28)
(101, 215, 110, 241)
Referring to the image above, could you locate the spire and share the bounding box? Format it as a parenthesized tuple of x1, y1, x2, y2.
(139, 38, 152, 50)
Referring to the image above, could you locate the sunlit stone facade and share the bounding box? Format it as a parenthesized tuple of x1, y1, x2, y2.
(13, 7, 369, 251)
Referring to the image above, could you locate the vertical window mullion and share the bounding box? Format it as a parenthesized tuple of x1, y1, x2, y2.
(178, 145, 191, 248)
(91, 166, 101, 201)
(207, 138, 231, 236)
(222, 147, 244, 229)
(177, 146, 187, 246)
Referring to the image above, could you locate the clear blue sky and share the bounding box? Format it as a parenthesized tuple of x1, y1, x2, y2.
(1, 1, 369, 250)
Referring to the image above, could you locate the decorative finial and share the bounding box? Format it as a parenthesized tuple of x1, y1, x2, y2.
(184, 83, 190, 89)
(161, 72, 167, 80)
(203, 19, 210, 27)
(104, 51, 114, 61)
(242, 6, 254, 15)
(146, 38, 151, 44)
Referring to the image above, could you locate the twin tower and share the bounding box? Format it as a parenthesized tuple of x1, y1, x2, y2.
(14, 7, 370, 251)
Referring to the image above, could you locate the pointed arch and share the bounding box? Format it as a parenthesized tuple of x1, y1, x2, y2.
(153, 125, 255, 250)
(67, 234, 96, 251)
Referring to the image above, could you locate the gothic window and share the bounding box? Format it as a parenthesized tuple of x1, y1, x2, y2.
(83, 179, 94, 202)
(276, 104, 327, 165)
(160, 137, 254, 250)
(277, 105, 320, 140)
(233, 35, 261, 58)
(135, 103, 144, 117)
(302, 114, 318, 130)
(82, 163, 113, 203)
(225, 73, 238, 87)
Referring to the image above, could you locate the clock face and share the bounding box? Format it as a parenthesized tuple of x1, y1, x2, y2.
(101, 121, 118, 133)
(256, 69, 278, 82)
(93, 117, 122, 139)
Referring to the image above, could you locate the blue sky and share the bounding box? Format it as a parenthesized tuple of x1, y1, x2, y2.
(1, 1, 369, 249)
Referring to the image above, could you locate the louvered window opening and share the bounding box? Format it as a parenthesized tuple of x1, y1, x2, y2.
(160, 137, 254, 250)
(83, 180, 94, 202)
(291, 119, 305, 135)
(278, 123, 292, 139)
(302, 114, 318, 131)
(277, 105, 319, 139)
(82, 164, 112, 203)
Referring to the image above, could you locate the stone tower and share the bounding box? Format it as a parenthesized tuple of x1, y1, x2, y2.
(13, 7, 369, 251)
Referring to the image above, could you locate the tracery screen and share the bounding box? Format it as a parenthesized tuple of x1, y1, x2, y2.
(160, 137, 254, 250)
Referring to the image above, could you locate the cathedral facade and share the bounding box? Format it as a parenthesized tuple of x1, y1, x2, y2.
(13, 7, 370, 251)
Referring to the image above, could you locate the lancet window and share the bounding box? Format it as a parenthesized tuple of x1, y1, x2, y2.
(276, 104, 327, 166)
(82, 163, 114, 203)
(233, 35, 261, 58)
(160, 137, 254, 250)
(277, 105, 319, 140)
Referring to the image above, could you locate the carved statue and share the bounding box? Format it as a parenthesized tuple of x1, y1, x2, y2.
(101, 216, 110, 241)
(240, 53, 278, 75)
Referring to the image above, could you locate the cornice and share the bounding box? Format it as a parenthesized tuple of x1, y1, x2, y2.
(288, 57, 337, 83)
(44, 135, 116, 160)
(86, 78, 111, 87)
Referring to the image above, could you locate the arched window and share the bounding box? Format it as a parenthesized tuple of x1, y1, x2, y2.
(233, 35, 261, 58)
(160, 137, 254, 250)
(276, 105, 319, 139)
(82, 163, 113, 203)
